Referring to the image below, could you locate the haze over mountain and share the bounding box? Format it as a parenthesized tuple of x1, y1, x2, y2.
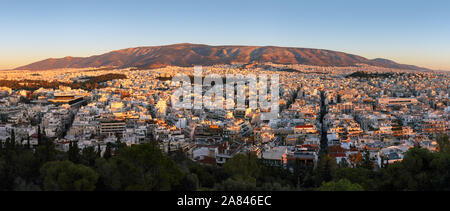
(15, 43, 430, 71)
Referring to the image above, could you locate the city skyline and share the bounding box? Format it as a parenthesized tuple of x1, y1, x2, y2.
(0, 0, 449, 197)
(1, 0, 449, 70)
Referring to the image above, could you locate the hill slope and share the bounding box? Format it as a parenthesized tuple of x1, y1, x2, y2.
(15, 43, 429, 71)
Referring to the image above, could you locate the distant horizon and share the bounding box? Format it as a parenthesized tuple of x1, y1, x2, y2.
(3, 42, 437, 68)
(1, 0, 449, 70)
(1, 42, 449, 72)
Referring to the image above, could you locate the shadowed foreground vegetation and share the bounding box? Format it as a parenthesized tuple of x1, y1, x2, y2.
(0, 132, 449, 191)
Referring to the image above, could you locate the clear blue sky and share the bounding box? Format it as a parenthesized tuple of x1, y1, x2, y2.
(1, 0, 449, 70)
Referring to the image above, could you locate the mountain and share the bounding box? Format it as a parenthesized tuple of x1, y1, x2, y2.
(15, 43, 430, 71)
(370, 58, 428, 71)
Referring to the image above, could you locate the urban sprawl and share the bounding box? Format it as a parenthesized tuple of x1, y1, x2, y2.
(1, 63, 449, 173)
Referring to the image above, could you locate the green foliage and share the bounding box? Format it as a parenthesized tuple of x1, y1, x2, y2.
(257, 164, 295, 189)
(214, 153, 297, 191)
(214, 178, 257, 191)
(223, 153, 260, 182)
(317, 179, 364, 191)
(80, 146, 98, 167)
(34, 136, 58, 165)
(188, 165, 221, 188)
(334, 168, 377, 191)
(378, 147, 450, 191)
(97, 143, 184, 191)
(258, 182, 293, 191)
(175, 173, 200, 191)
(315, 155, 338, 184)
(103, 143, 113, 159)
(437, 135, 450, 154)
(68, 141, 81, 164)
(1, 133, 449, 191)
(0, 143, 40, 190)
(40, 160, 99, 191)
(361, 149, 375, 170)
(94, 158, 122, 191)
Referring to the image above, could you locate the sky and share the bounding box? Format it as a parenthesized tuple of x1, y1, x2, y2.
(0, 0, 449, 70)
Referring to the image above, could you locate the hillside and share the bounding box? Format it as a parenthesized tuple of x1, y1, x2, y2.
(15, 43, 430, 71)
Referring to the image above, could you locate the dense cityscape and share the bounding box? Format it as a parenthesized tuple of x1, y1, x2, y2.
(0, 63, 449, 191)
(1, 3, 449, 211)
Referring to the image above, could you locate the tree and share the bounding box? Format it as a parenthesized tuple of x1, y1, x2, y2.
(34, 127, 58, 166)
(94, 158, 122, 191)
(214, 178, 257, 191)
(317, 179, 364, 191)
(40, 160, 99, 191)
(339, 158, 350, 168)
(26, 137, 31, 149)
(334, 167, 377, 191)
(81, 146, 98, 167)
(10, 129, 15, 145)
(176, 173, 199, 191)
(223, 153, 260, 182)
(68, 141, 81, 164)
(378, 147, 450, 191)
(188, 164, 219, 189)
(315, 155, 338, 184)
(115, 134, 127, 151)
(437, 135, 450, 154)
(96, 144, 101, 158)
(380, 154, 388, 168)
(103, 143, 113, 159)
(361, 149, 374, 170)
(0, 140, 39, 191)
(109, 143, 184, 191)
(34, 140, 57, 165)
(292, 158, 314, 189)
(37, 125, 41, 145)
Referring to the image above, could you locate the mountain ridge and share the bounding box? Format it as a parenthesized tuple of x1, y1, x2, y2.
(15, 43, 430, 71)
